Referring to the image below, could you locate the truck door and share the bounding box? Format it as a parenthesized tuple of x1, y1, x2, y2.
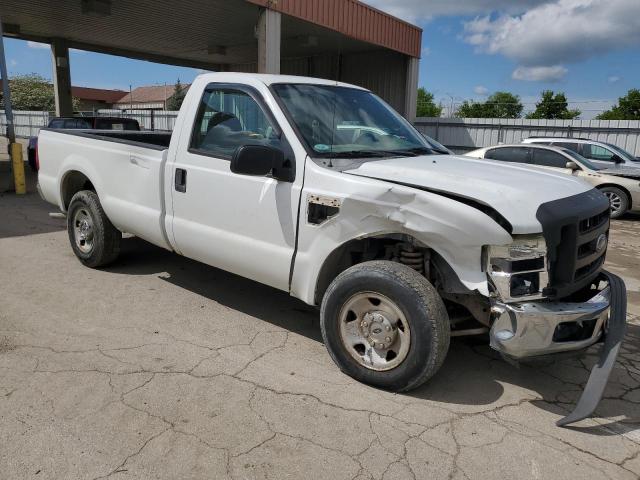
(168, 84, 300, 291)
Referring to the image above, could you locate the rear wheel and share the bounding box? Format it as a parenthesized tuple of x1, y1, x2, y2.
(601, 186, 628, 219)
(320, 261, 450, 392)
(67, 190, 121, 267)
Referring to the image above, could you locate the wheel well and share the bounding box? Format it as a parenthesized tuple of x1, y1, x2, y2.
(314, 234, 461, 305)
(314, 234, 491, 326)
(61, 171, 95, 210)
(596, 184, 631, 206)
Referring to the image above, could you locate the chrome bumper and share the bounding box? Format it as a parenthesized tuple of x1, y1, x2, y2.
(490, 271, 628, 427)
(490, 285, 610, 359)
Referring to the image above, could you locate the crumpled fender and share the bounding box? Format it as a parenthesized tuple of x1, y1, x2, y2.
(290, 161, 512, 305)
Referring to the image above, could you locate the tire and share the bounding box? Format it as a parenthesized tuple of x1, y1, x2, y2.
(67, 190, 121, 268)
(320, 260, 450, 392)
(600, 186, 629, 219)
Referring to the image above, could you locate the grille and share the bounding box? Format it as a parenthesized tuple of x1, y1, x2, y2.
(546, 207, 610, 298)
(579, 209, 610, 234)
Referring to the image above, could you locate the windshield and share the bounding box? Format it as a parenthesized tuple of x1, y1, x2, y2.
(559, 148, 604, 170)
(605, 142, 639, 162)
(272, 84, 434, 158)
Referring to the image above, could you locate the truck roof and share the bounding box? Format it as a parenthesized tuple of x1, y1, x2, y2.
(195, 72, 367, 90)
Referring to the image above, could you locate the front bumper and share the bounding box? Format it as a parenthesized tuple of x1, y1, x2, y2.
(490, 271, 627, 426)
(490, 283, 610, 359)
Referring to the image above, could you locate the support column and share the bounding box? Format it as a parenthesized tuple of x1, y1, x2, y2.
(51, 39, 73, 117)
(257, 8, 281, 74)
(403, 56, 420, 121)
(1, 18, 26, 194)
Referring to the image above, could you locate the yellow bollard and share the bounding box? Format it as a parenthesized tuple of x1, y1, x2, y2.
(10, 143, 26, 195)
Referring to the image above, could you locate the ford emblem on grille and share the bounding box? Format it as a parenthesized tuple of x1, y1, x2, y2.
(596, 234, 608, 253)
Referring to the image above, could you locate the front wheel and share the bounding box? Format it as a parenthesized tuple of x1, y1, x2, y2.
(601, 186, 629, 219)
(320, 261, 450, 392)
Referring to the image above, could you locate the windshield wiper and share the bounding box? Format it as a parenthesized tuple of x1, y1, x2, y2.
(322, 147, 435, 159)
(322, 150, 397, 159)
(373, 147, 435, 157)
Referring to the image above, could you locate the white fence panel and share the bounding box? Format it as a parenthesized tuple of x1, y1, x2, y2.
(0, 110, 51, 138)
(4, 109, 640, 158)
(413, 117, 640, 156)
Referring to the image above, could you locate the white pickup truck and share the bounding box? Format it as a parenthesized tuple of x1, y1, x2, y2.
(37, 73, 626, 426)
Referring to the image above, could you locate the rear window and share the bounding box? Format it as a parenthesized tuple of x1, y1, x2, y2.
(486, 147, 530, 164)
(94, 118, 140, 130)
(66, 118, 92, 129)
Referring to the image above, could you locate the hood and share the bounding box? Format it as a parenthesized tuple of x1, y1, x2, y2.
(344, 155, 593, 234)
(598, 166, 640, 179)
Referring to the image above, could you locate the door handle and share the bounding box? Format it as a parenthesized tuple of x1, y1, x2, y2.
(175, 168, 187, 193)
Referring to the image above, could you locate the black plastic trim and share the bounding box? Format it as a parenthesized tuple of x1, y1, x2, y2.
(557, 271, 627, 426)
(536, 189, 610, 299)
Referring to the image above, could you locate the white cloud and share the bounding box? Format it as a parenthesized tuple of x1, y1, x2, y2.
(608, 75, 621, 83)
(463, 0, 640, 80)
(512, 65, 568, 82)
(473, 85, 489, 96)
(27, 41, 49, 49)
(365, 0, 549, 23)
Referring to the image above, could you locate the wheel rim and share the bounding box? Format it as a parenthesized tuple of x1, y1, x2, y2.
(338, 292, 411, 372)
(73, 208, 95, 254)
(605, 191, 623, 214)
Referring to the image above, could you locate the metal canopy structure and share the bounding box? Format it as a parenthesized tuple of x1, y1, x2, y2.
(0, 0, 421, 118)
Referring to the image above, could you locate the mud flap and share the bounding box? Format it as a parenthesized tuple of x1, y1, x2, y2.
(557, 271, 627, 427)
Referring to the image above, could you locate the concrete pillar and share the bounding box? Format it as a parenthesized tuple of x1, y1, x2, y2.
(403, 56, 419, 121)
(51, 39, 73, 117)
(257, 8, 281, 74)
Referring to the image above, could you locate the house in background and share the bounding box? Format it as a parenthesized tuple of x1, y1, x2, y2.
(72, 86, 127, 111)
(115, 84, 190, 111)
(0, 80, 127, 111)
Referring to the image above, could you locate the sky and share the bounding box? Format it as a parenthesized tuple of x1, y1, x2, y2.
(3, 0, 639, 118)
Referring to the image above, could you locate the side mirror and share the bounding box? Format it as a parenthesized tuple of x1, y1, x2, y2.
(565, 161, 579, 170)
(231, 144, 286, 178)
(612, 154, 623, 164)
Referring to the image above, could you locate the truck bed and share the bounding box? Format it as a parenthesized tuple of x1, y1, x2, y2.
(37, 128, 173, 251)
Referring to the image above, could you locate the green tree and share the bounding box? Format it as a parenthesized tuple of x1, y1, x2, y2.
(526, 90, 580, 119)
(166, 79, 187, 111)
(0, 73, 79, 111)
(416, 87, 442, 117)
(456, 91, 523, 118)
(596, 89, 640, 120)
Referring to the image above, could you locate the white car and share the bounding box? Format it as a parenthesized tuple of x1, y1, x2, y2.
(522, 137, 640, 169)
(36, 73, 626, 426)
(466, 144, 640, 219)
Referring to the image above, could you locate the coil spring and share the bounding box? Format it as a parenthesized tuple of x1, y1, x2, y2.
(399, 248, 424, 273)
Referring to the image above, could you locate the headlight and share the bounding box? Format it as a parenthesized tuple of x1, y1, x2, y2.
(484, 235, 549, 301)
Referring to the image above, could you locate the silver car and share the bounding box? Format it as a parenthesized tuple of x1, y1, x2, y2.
(522, 137, 640, 169)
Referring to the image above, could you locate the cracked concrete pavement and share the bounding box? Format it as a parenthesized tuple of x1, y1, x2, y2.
(1, 160, 640, 479)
